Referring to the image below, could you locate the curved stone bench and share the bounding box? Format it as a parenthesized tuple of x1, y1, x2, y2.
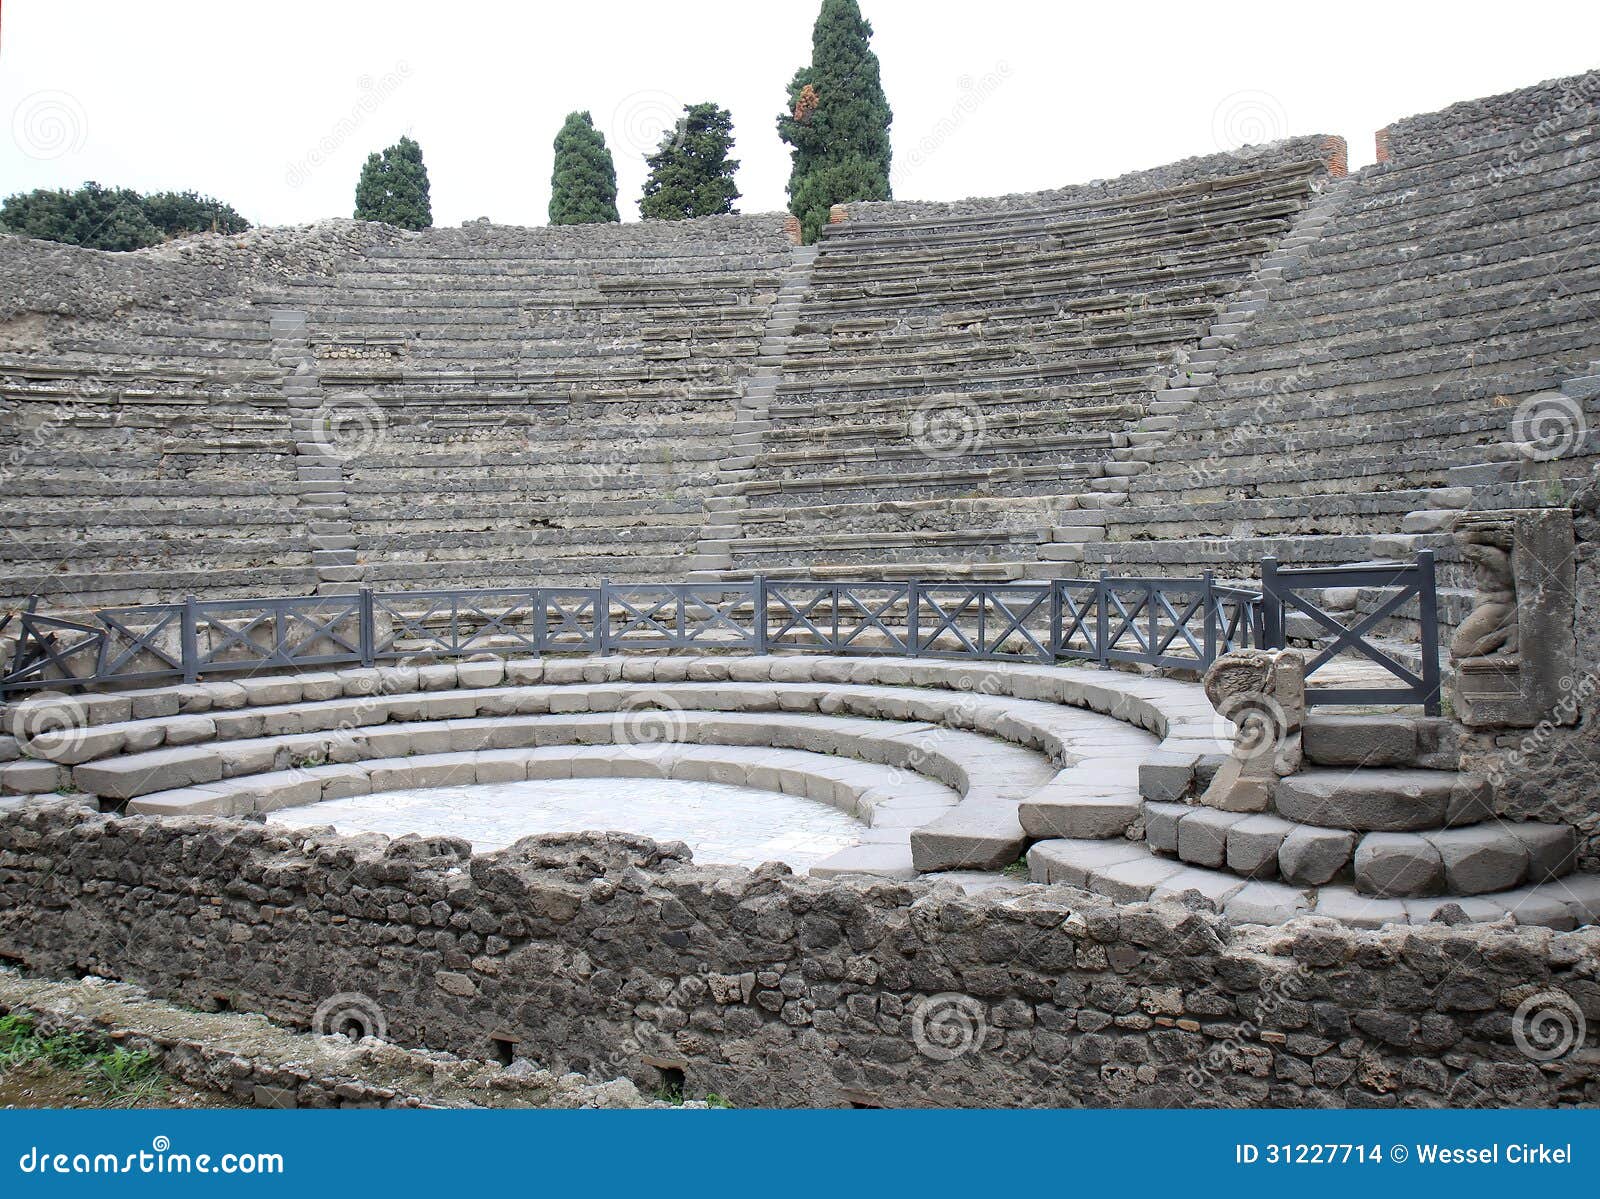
(5, 655, 1212, 875)
(241, 742, 965, 881)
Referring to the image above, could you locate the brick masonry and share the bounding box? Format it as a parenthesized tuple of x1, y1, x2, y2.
(1, 804, 1594, 1108)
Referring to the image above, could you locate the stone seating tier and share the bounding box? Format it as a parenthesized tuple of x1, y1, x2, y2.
(4, 654, 1593, 927)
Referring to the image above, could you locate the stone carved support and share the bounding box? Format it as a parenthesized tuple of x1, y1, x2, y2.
(1197, 648, 1306, 812)
(1449, 507, 1577, 729)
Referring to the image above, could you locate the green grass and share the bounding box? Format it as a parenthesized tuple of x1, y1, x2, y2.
(1002, 856, 1030, 880)
(0, 1012, 163, 1102)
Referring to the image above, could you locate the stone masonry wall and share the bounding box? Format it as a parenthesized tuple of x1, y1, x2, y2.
(1380, 69, 1600, 165)
(0, 804, 1594, 1108)
(1463, 489, 1600, 870)
(841, 135, 1345, 224)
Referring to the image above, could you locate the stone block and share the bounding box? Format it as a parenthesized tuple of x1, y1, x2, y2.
(909, 803, 1027, 872)
(1505, 823, 1578, 882)
(1423, 826, 1529, 895)
(1223, 881, 1311, 925)
(1141, 801, 1189, 854)
(74, 747, 222, 799)
(1354, 833, 1444, 898)
(1017, 789, 1139, 840)
(1225, 813, 1294, 879)
(1176, 807, 1246, 868)
(1136, 750, 1198, 802)
(1277, 824, 1355, 886)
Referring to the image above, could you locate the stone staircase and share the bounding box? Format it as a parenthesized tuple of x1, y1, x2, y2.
(715, 163, 1332, 582)
(689, 243, 819, 577)
(271, 310, 367, 592)
(1036, 177, 1354, 570)
(1029, 709, 1587, 925)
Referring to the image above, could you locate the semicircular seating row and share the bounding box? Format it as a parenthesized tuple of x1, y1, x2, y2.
(5, 654, 1596, 930)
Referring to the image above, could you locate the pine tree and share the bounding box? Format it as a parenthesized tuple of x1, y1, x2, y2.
(777, 0, 894, 243)
(353, 136, 432, 230)
(549, 112, 620, 225)
(1, 183, 163, 251)
(141, 191, 250, 237)
(639, 103, 741, 221)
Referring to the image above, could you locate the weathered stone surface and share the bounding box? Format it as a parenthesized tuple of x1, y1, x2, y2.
(1354, 833, 1445, 898)
(1277, 824, 1355, 886)
(1225, 813, 1295, 879)
(1424, 827, 1529, 895)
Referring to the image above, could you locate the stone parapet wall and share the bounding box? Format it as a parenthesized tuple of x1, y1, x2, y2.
(839, 136, 1344, 225)
(0, 221, 405, 323)
(0, 805, 1593, 1108)
(1379, 69, 1600, 166)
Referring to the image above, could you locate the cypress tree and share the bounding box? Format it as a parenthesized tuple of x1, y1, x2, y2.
(353, 136, 432, 230)
(639, 102, 741, 221)
(777, 0, 894, 243)
(549, 112, 620, 225)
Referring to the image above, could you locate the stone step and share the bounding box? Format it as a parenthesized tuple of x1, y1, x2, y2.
(1301, 713, 1457, 768)
(1271, 768, 1492, 832)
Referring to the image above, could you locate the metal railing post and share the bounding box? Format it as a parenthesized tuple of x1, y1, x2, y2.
(598, 578, 613, 655)
(1260, 556, 1283, 649)
(1096, 571, 1109, 666)
(359, 587, 375, 667)
(1415, 549, 1441, 716)
(1202, 571, 1217, 666)
(1048, 579, 1063, 662)
(753, 576, 769, 655)
(181, 595, 198, 684)
(906, 579, 920, 657)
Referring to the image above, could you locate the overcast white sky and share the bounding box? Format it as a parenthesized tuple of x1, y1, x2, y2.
(2, 1, 1597, 228)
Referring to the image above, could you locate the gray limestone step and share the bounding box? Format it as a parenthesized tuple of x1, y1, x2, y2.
(1271, 768, 1492, 832)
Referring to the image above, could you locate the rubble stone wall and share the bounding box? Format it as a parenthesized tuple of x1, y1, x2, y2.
(1, 804, 1594, 1108)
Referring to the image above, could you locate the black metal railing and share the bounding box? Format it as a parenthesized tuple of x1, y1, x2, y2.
(0, 553, 1442, 711)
